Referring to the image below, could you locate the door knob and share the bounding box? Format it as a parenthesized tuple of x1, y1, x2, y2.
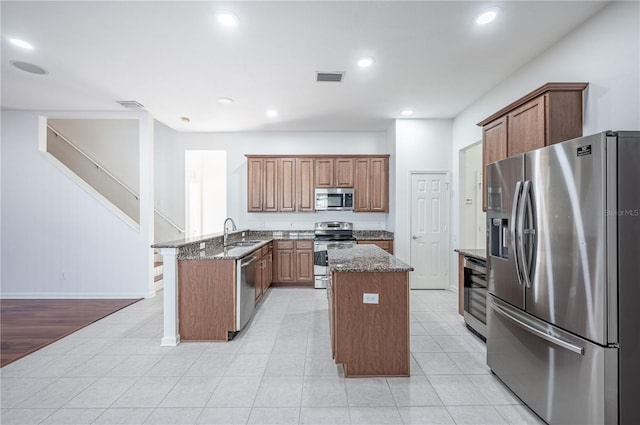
(412, 235, 421, 240)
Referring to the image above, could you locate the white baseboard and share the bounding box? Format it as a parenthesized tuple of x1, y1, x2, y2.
(0, 292, 150, 299)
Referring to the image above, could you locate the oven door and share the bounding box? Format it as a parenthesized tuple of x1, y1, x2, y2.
(313, 241, 329, 288)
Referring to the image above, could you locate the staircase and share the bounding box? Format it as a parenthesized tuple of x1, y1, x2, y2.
(46, 121, 183, 293)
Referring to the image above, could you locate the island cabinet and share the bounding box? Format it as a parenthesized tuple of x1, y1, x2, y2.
(354, 157, 389, 212)
(327, 245, 412, 377)
(478, 82, 588, 210)
(273, 240, 314, 285)
(178, 259, 236, 341)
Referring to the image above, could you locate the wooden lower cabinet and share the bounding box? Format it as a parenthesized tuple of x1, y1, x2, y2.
(329, 271, 410, 377)
(357, 239, 393, 254)
(178, 259, 236, 341)
(255, 244, 273, 302)
(273, 240, 314, 285)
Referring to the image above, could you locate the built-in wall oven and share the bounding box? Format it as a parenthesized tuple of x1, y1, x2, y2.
(463, 256, 487, 340)
(313, 221, 355, 288)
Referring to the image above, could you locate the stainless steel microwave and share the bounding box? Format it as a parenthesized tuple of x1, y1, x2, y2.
(314, 188, 355, 211)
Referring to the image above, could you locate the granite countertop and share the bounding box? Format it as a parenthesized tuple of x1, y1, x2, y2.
(328, 245, 413, 273)
(180, 239, 272, 260)
(454, 248, 487, 261)
(353, 230, 394, 241)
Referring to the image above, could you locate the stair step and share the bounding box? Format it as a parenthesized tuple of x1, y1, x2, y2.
(154, 274, 163, 283)
(154, 261, 163, 268)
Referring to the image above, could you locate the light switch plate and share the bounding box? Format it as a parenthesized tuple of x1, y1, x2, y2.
(363, 293, 379, 304)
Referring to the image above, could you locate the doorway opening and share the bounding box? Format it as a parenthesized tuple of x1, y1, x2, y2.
(185, 150, 227, 237)
(459, 142, 485, 249)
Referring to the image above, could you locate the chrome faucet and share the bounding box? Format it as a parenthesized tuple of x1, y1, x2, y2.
(223, 217, 237, 247)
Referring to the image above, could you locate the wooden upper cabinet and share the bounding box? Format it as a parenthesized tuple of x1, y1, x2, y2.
(354, 159, 370, 212)
(296, 158, 314, 212)
(478, 82, 588, 211)
(247, 158, 263, 212)
(354, 157, 389, 212)
(507, 96, 545, 157)
(314, 159, 334, 187)
(247, 158, 278, 212)
(247, 154, 387, 213)
(482, 117, 508, 211)
(369, 158, 388, 212)
(335, 158, 354, 187)
(279, 158, 296, 212)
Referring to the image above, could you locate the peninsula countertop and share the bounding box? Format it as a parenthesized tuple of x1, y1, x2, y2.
(328, 244, 413, 273)
(454, 248, 487, 261)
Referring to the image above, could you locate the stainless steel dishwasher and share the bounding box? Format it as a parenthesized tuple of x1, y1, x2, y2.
(236, 254, 258, 331)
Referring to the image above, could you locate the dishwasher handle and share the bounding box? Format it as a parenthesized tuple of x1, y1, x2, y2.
(240, 255, 258, 267)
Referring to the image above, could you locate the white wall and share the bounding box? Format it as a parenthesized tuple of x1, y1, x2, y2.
(450, 1, 640, 284)
(48, 118, 140, 193)
(392, 120, 453, 267)
(154, 130, 390, 236)
(1, 110, 155, 298)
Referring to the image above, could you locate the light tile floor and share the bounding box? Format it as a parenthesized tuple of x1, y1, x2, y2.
(0, 288, 545, 425)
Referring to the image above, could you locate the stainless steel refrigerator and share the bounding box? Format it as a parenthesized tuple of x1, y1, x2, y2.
(486, 131, 639, 424)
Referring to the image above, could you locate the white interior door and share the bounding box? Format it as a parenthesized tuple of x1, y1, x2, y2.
(410, 172, 449, 289)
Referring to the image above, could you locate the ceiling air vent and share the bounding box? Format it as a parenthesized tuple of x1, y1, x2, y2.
(117, 100, 144, 108)
(316, 72, 345, 83)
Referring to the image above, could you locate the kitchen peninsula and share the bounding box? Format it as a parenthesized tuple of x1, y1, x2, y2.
(152, 228, 395, 346)
(327, 244, 413, 377)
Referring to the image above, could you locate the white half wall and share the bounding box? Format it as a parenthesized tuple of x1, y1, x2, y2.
(1, 110, 155, 298)
(154, 130, 391, 236)
(450, 1, 640, 286)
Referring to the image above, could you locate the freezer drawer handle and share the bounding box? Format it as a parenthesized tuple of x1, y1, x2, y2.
(490, 301, 584, 355)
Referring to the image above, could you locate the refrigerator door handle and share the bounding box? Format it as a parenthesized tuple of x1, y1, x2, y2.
(510, 181, 524, 286)
(519, 180, 534, 288)
(490, 300, 584, 355)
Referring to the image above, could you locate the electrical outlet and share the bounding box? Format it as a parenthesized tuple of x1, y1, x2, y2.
(363, 293, 379, 304)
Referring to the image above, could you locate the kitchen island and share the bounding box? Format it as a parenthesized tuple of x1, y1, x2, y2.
(327, 244, 413, 377)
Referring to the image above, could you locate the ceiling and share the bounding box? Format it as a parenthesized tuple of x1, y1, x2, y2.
(1, 1, 609, 132)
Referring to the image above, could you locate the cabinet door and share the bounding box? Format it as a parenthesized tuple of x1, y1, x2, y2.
(263, 159, 279, 212)
(279, 158, 296, 212)
(314, 158, 334, 187)
(255, 256, 264, 302)
(482, 117, 508, 211)
(369, 158, 388, 212)
(353, 158, 371, 212)
(295, 247, 314, 283)
(274, 241, 295, 282)
(296, 158, 315, 212)
(335, 158, 354, 187)
(507, 97, 545, 157)
(247, 159, 263, 212)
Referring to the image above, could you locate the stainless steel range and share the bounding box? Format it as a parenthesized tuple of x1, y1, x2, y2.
(313, 221, 355, 288)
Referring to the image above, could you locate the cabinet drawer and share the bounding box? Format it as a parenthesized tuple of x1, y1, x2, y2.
(295, 240, 313, 250)
(275, 240, 294, 249)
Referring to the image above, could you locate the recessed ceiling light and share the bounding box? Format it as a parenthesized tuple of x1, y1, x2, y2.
(181, 117, 191, 123)
(10, 60, 47, 75)
(401, 109, 414, 116)
(476, 7, 500, 25)
(9, 38, 33, 50)
(216, 12, 238, 28)
(266, 109, 278, 118)
(357, 57, 374, 68)
(218, 97, 235, 104)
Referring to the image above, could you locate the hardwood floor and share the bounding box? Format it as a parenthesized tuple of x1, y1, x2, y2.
(0, 298, 140, 367)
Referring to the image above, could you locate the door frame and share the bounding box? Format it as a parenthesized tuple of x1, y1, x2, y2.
(407, 170, 451, 289)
